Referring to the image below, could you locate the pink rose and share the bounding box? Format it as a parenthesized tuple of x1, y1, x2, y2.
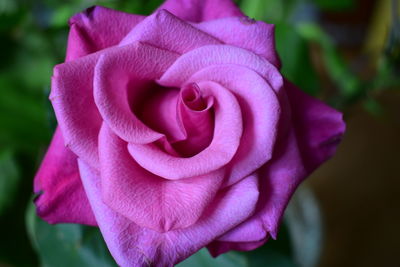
(34, 0, 345, 266)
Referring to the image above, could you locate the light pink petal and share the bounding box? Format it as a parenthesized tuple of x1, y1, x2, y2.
(207, 238, 268, 257)
(98, 123, 224, 232)
(159, 45, 283, 91)
(187, 65, 281, 186)
(93, 42, 179, 144)
(128, 81, 243, 180)
(157, 0, 244, 22)
(66, 6, 144, 61)
(51, 51, 104, 167)
(216, 218, 268, 243)
(195, 18, 281, 67)
(207, 81, 345, 254)
(119, 9, 221, 50)
(78, 160, 259, 266)
(34, 127, 96, 226)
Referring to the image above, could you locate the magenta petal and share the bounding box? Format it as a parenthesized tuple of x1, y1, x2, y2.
(159, 45, 283, 91)
(51, 51, 103, 167)
(78, 160, 259, 266)
(188, 65, 281, 186)
(173, 84, 214, 156)
(119, 9, 221, 50)
(66, 6, 144, 61)
(207, 238, 268, 257)
(285, 80, 346, 170)
(195, 18, 280, 67)
(128, 81, 243, 180)
(93, 42, 179, 144)
(157, 0, 244, 22)
(98, 123, 224, 232)
(34, 128, 96, 226)
(209, 82, 345, 251)
(216, 218, 268, 243)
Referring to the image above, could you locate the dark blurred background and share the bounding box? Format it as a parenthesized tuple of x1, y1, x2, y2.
(0, 0, 399, 266)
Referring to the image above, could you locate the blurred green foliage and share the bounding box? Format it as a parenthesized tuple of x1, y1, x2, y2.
(0, 0, 398, 266)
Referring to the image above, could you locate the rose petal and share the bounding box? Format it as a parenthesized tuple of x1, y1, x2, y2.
(208, 81, 345, 253)
(195, 18, 281, 67)
(93, 42, 179, 144)
(159, 45, 283, 91)
(51, 50, 104, 167)
(99, 123, 224, 232)
(188, 65, 281, 186)
(128, 81, 243, 180)
(119, 9, 221, 50)
(215, 218, 268, 243)
(173, 83, 214, 156)
(34, 127, 96, 226)
(78, 160, 259, 266)
(66, 6, 144, 61)
(207, 238, 268, 257)
(285, 80, 346, 170)
(136, 86, 186, 143)
(158, 0, 244, 22)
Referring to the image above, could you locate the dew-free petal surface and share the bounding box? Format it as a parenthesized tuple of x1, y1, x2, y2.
(158, 0, 244, 23)
(119, 10, 221, 51)
(285, 80, 346, 170)
(99, 124, 224, 232)
(51, 51, 103, 167)
(128, 81, 243, 180)
(159, 45, 283, 91)
(195, 18, 280, 67)
(93, 42, 179, 144)
(188, 65, 281, 186)
(208, 82, 345, 255)
(79, 160, 259, 266)
(34, 128, 96, 226)
(207, 238, 269, 257)
(66, 6, 144, 61)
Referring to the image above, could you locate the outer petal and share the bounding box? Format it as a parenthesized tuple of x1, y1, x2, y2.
(286, 80, 346, 170)
(93, 41, 179, 144)
(159, 45, 283, 91)
(208, 81, 345, 255)
(66, 6, 144, 61)
(78, 160, 259, 266)
(51, 50, 103, 167)
(157, 0, 244, 23)
(99, 124, 224, 232)
(119, 10, 221, 50)
(195, 18, 281, 67)
(34, 127, 96, 226)
(207, 238, 268, 257)
(52, 42, 173, 168)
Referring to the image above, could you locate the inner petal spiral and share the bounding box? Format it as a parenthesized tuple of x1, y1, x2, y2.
(133, 82, 214, 157)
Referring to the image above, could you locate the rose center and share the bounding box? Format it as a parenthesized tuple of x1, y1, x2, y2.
(131, 82, 214, 158)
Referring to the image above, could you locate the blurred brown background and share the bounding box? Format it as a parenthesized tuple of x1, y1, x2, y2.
(309, 90, 400, 267)
(307, 0, 400, 266)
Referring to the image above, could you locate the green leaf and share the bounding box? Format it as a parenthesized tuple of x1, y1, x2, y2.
(296, 22, 362, 99)
(178, 222, 296, 267)
(275, 23, 320, 96)
(178, 249, 247, 267)
(26, 202, 117, 267)
(0, 150, 19, 215)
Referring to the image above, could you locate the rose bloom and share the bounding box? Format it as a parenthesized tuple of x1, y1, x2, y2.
(34, 0, 345, 266)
